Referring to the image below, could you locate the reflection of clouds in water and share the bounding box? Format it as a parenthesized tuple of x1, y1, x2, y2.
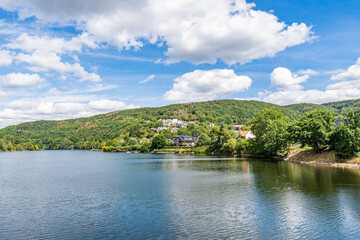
(337, 189, 360, 236)
(130, 156, 360, 238)
(163, 159, 261, 238)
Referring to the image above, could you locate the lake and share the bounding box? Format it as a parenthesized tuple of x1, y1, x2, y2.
(1, 150, 360, 239)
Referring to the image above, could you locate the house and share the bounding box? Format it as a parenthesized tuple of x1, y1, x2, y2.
(233, 124, 244, 130)
(176, 122, 188, 128)
(333, 118, 345, 128)
(210, 123, 215, 128)
(174, 135, 198, 147)
(157, 127, 168, 132)
(239, 130, 255, 139)
(171, 127, 178, 133)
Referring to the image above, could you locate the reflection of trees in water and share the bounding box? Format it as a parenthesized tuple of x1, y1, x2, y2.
(251, 161, 360, 195)
(137, 157, 360, 238)
(146, 158, 254, 173)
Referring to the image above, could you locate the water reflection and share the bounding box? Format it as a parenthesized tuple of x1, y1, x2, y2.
(136, 157, 360, 239)
(1, 151, 360, 239)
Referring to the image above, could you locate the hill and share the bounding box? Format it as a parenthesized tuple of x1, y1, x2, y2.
(0, 99, 358, 151)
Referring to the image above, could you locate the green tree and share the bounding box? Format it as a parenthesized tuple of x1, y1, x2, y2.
(292, 110, 334, 153)
(330, 111, 360, 158)
(150, 135, 166, 150)
(250, 109, 290, 157)
(221, 139, 237, 153)
(197, 133, 211, 146)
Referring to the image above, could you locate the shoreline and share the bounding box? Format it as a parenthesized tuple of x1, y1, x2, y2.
(3, 148, 360, 169)
(284, 158, 360, 169)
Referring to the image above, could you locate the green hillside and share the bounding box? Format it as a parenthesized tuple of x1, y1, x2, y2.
(0, 99, 358, 151)
(322, 99, 360, 115)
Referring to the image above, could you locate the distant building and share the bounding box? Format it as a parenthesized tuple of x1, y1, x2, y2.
(333, 118, 345, 128)
(176, 123, 188, 128)
(210, 123, 215, 128)
(171, 127, 178, 133)
(174, 135, 198, 147)
(239, 130, 255, 139)
(166, 139, 174, 145)
(157, 127, 168, 132)
(233, 124, 244, 130)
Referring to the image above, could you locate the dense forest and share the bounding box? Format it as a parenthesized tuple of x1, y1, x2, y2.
(1, 99, 360, 158)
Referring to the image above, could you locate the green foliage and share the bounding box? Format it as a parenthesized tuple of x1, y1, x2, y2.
(292, 110, 335, 153)
(197, 133, 211, 146)
(330, 111, 360, 158)
(250, 109, 290, 157)
(235, 138, 248, 153)
(1, 99, 360, 156)
(221, 139, 237, 153)
(150, 135, 166, 150)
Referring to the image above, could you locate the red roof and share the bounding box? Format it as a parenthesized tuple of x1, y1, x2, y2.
(239, 131, 250, 137)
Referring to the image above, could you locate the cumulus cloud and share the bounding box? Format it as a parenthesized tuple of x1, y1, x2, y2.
(1, 73, 45, 87)
(6, 32, 96, 53)
(164, 69, 252, 102)
(6, 33, 101, 82)
(261, 89, 360, 105)
(139, 74, 155, 84)
(0, 89, 7, 99)
(0, 0, 313, 65)
(331, 58, 360, 81)
(259, 64, 360, 105)
(0, 50, 13, 66)
(0, 98, 138, 127)
(271, 67, 309, 90)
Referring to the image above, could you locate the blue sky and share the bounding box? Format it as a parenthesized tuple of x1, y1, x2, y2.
(0, 0, 360, 127)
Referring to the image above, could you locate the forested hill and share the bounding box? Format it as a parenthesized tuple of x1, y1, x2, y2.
(0, 99, 357, 151)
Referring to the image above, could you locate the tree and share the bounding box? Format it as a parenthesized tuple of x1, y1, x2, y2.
(250, 109, 290, 157)
(221, 139, 237, 153)
(292, 110, 334, 153)
(330, 111, 360, 158)
(197, 133, 211, 146)
(150, 135, 166, 150)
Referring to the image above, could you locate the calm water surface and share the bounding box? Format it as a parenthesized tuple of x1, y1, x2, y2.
(1, 150, 360, 239)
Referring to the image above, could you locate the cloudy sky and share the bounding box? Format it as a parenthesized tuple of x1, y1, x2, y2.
(0, 0, 360, 127)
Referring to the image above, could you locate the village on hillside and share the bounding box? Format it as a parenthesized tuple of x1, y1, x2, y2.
(146, 118, 255, 147)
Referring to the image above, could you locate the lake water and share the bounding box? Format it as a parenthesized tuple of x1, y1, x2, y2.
(1, 151, 360, 239)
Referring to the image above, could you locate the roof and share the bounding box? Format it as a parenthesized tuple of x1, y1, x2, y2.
(240, 131, 250, 137)
(176, 135, 198, 142)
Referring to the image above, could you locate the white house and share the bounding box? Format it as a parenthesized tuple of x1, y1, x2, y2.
(239, 130, 255, 139)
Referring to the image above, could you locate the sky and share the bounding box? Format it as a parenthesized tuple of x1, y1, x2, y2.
(0, 0, 360, 128)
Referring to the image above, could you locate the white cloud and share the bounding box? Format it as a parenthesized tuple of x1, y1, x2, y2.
(6, 33, 96, 53)
(88, 99, 137, 111)
(259, 64, 360, 105)
(331, 58, 360, 81)
(1, 73, 45, 87)
(261, 89, 360, 105)
(6, 33, 102, 82)
(47, 87, 62, 95)
(0, 98, 138, 127)
(0, 89, 7, 99)
(164, 69, 252, 102)
(296, 69, 319, 76)
(0, 0, 313, 65)
(271, 67, 309, 90)
(0, 50, 13, 66)
(139, 74, 155, 84)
